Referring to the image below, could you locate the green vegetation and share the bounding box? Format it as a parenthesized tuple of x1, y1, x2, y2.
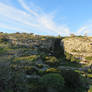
(0, 48, 6, 55)
(40, 73, 64, 91)
(65, 52, 80, 63)
(0, 33, 91, 92)
(14, 55, 40, 62)
(45, 56, 59, 65)
(85, 56, 92, 60)
(89, 85, 92, 92)
(61, 70, 88, 92)
(0, 63, 88, 92)
(46, 68, 60, 73)
(87, 74, 92, 79)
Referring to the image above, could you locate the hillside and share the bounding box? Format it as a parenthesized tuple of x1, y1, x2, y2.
(0, 33, 92, 92)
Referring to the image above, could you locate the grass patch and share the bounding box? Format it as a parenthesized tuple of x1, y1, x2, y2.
(85, 56, 92, 60)
(89, 85, 92, 92)
(14, 55, 40, 62)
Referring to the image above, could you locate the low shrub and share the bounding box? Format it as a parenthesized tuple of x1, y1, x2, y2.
(39, 73, 64, 91)
(46, 68, 60, 73)
(36, 64, 43, 68)
(61, 70, 88, 92)
(14, 55, 40, 63)
(45, 56, 59, 65)
(87, 74, 92, 79)
(85, 56, 92, 60)
(0, 48, 7, 55)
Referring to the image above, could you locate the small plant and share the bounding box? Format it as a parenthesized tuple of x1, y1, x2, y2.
(0, 47, 7, 55)
(72, 49, 79, 52)
(89, 85, 92, 92)
(36, 64, 43, 68)
(88, 69, 92, 73)
(65, 52, 80, 63)
(85, 56, 92, 60)
(87, 74, 92, 79)
(45, 56, 59, 65)
(46, 68, 60, 73)
(14, 55, 40, 63)
(39, 73, 64, 91)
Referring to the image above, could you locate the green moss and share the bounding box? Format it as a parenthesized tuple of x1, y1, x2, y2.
(36, 64, 43, 68)
(65, 52, 72, 60)
(14, 55, 40, 62)
(46, 68, 60, 73)
(85, 56, 92, 60)
(45, 56, 59, 65)
(65, 52, 80, 63)
(87, 74, 92, 78)
(88, 69, 92, 73)
(40, 73, 64, 91)
(72, 49, 80, 52)
(0, 47, 8, 55)
(89, 85, 92, 92)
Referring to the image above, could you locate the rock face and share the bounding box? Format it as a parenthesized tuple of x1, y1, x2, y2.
(1, 33, 92, 64)
(9, 36, 55, 50)
(9, 35, 92, 64)
(62, 37, 92, 53)
(62, 37, 92, 64)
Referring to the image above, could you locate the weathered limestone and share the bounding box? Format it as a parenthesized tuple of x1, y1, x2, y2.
(62, 37, 92, 64)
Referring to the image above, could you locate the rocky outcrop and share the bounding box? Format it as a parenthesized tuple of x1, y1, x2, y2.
(9, 36, 55, 50)
(62, 37, 92, 64)
(2, 33, 92, 64)
(62, 37, 92, 53)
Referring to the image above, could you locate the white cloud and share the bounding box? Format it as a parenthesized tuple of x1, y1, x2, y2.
(18, 0, 39, 16)
(0, 0, 70, 36)
(0, 23, 30, 33)
(0, 3, 39, 27)
(77, 24, 92, 35)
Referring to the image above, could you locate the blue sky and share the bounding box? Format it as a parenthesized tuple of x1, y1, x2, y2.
(0, 0, 92, 36)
